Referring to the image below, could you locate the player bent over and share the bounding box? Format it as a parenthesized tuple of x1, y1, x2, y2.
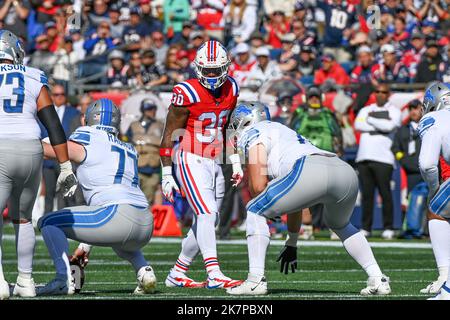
(37, 99, 156, 295)
(417, 82, 450, 300)
(225, 102, 391, 296)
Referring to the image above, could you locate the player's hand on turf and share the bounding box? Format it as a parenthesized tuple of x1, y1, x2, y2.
(162, 171, 180, 203)
(57, 161, 78, 198)
(276, 245, 297, 274)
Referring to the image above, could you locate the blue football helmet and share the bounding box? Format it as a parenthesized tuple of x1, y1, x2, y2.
(85, 98, 121, 135)
(422, 81, 450, 114)
(228, 101, 270, 139)
(0, 30, 25, 64)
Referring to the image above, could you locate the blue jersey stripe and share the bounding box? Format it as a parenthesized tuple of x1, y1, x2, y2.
(179, 83, 197, 103)
(40, 205, 118, 229)
(247, 157, 306, 215)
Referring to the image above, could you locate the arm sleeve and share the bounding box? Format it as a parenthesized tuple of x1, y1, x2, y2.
(171, 83, 195, 108)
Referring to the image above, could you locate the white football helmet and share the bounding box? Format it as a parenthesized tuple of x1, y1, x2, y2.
(194, 40, 230, 90)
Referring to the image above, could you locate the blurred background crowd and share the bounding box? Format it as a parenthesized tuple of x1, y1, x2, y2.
(3, 0, 450, 240)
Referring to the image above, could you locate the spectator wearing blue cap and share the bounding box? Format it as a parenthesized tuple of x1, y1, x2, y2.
(163, 0, 190, 44)
(108, 4, 124, 41)
(292, 0, 317, 30)
(125, 99, 165, 205)
(44, 20, 61, 53)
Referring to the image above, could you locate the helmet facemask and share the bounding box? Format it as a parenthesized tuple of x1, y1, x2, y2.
(194, 41, 231, 91)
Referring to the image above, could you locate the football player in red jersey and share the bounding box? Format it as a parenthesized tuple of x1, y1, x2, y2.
(160, 40, 243, 289)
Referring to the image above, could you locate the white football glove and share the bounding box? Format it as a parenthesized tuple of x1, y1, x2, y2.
(56, 160, 78, 197)
(229, 153, 244, 187)
(162, 166, 180, 203)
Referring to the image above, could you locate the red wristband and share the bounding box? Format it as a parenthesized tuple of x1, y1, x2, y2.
(159, 148, 172, 157)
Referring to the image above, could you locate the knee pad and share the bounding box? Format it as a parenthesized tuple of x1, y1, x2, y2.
(245, 213, 270, 238)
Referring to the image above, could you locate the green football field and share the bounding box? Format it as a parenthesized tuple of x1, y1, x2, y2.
(1, 224, 439, 300)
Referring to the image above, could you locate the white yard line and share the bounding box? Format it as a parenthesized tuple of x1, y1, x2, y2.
(2, 234, 432, 249)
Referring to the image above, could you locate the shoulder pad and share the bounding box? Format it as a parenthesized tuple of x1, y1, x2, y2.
(172, 81, 200, 106)
(70, 128, 92, 146)
(418, 116, 435, 139)
(227, 76, 239, 97)
(26, 66, 48, 86)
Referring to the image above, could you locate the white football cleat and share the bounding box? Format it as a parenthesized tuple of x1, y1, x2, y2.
(0, 279, 10, 300)
(360, 229, 371, 238)
(381, 229, 395, 240)
(134, 266, 157, 295)
(13, 276, 36, 297)
(360, 275, 391, 296)
(420, 277, 446, 294)
(226, 274, 268, 295)
(165, 269, 206, 288)
(37, 276, 75, 296)
(428, 283, 450, 300)
(206, 274, 243, 289)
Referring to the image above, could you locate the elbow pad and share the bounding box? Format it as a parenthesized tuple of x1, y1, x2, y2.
(37, 105, 67, 146)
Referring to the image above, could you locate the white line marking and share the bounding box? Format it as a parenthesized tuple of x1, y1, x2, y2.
(2, 234, 433, 249)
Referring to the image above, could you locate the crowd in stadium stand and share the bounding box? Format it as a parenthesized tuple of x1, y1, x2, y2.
(4, 0, 449, 89)
(3, 0, 450, 239)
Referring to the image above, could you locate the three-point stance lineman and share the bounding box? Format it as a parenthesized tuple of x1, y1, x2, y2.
(417, 81, 450, 300)
(225, 102, 391, 296)
(37, 99, 156, 295)
(0, 31, 77, 300)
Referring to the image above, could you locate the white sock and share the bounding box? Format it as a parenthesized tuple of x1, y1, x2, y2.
(0, 217, 4, 282)
(174, 229, 199, 274)
(342, 231, 383, 278)
(195, 213, 221, 275)
(246, 213, 270, 277)
(14, 222, 35, 279)
(429, 219, 450, 279)
(247, 234, 270, 277)
(41, 225, 70, 279)
(113, 248, 148, 273)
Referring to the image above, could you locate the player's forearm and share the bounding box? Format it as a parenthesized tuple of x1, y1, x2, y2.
(420, 165, 440, 195)
(51, 143, 70, 163)
(285, 212, 302, 247)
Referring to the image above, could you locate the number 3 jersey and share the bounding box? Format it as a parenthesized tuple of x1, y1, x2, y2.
(69, 126, 148, 208)
(0, 64, 48, 140)
(171, 77, 239, 159)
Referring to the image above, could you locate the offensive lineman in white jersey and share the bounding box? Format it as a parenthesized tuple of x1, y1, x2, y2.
(417, 82, 450, 300)
(36, 98, 156, 295)
(225, 102, 391, 296)
(0, 31, 77, 300)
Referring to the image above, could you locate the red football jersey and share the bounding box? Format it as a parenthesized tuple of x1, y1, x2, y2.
(171, 77, 239, 159)
(440, 156, 450, 181)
